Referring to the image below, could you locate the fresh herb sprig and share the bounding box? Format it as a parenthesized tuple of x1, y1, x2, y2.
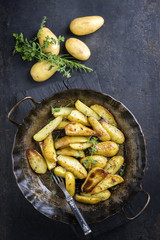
(82, 157, 98, 171)
(88, 136, 99, 154)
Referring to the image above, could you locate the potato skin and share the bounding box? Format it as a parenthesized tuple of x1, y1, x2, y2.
(70, 16, 104, 36)
(81, 189, 111, 201)
(26, 149, 47, 174)
(80, 155, 107, 169)
(65, 172, 75, 196)
(65, 122, 98, 136)
(54, 166, 66, 178)
(55, 136, 88, 149)
(30, 61, 57, 82)
(39, 142, 56, 170)
(94, 141, 119, 157)
(43, 134, 57, 162)
(56, 147, 85, 158)
(69, 142, 92, 150)
(75, 100, 100, 120)
(68, 110, 90, 126)
(65, 38, 91, 61)
(75, 194, 101, 204)
(104, 155, 124, 175)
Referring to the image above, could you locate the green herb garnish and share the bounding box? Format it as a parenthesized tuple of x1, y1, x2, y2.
(88, 136, 99, 154)
(51, 190, 56, 195)
(51, 107, 60, 114)
(48, 117, 54, 122)
(82, 157, 98, 171)
(54, 133, 60, 142)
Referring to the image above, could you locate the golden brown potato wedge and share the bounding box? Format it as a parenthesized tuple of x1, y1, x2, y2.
(75, 100, 100, 120)
(65, 122, 98, 136)
(53, 107, 75, 117)
(56, 121, 70, 129)
(55, 136, 88, 149)
(81, 189, 111, 201)
(88, 116, 110, 141)
(33, 116, 63, 141)
(57, 155, 87, 179)
(100, 120, 125, 144)
(75, 194, 101, 204)
(80, 155, 107, 169)
(43, 134, 57, 162)
(65, 171, 75, 196)
(53, 166, 66, 178)
(68, 110, 90, 126)
(26, 149, 47, 174)
(91, 175, 124, 194)
(81, 167, 105, 193)
(94, 141, 119, 157)
(39, 142, 56, 170)
(56, 147, 85, 158)
(69, 142, 92, 150)
(104, 156, 124, 175)
(90, 104, 117, 126)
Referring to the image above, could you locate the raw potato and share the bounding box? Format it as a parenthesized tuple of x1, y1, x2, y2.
(90, 104, 117, 126)
(81, 190, 111, 201)
(100, 120, 125, 144)
(75, 100, 100, 120)
(57, 155, 87, 179)
(65, 38, 91, 61)
(91, 175, 124, 194)
(53, 107, 75, 117)
(26, 149, 47, 174)
(33, 116, 63, 141)
(65, 122, 98, 136)
(68, 110, 90, 126)
(56, 147, 85, 158)
(54, 166, 66, 178)
(30, 61, 57, 82)
(38, 27, 60, 55)
(69, 142, 92, 150)
(43, 134, 57, 162)
(80, 155, 107, 169)
(88, 116, 110, 141)
(65, 172, 75, 196)
(94, 141, 119, 157)
(75, 194, 101, 204)
(81, 167, 105, 193)
(70, 16, 104, 36)
(55, 136, 88, 149)
(104, 156, 124, 175)
(39, 142, 56, 170)
(56, 121, 70, 129)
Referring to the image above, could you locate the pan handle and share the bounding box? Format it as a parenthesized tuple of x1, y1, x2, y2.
(121, 187, 150, 220)
(8, 96, 40, 127)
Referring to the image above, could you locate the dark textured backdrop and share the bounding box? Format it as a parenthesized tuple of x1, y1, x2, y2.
(0, 0, 160, 239)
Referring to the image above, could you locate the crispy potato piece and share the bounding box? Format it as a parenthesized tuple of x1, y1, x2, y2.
(55, 136, 88, 149)
(53, 107, 75, 117)
(33, 116, 63, 141)
(81, 167, 105, 193)
(43, 134, 57, 162)
(75, 194, 101, 204)
(75, 100, 100, 120)
(88, 116, 110, 141)
(65, 122, 98, 136)
(81, 189, 111, 201)
(56, 147, 85, 158)
(26, 149, 47, 174)
(57, 121, 70, 129)
(90, 104, 117, 126)
(94, 141, 119, 157)
(104, 156, 124, 175)
(65, 172, 75, 196)
(80, 155, 107, 169)
(39, 142, 56, 170)
(68, 110, 90, 126)
(57, 155, 87, 179)
(69, 142, 92, 150)
(53, 166, 66, 178)
(100, 120, 125, 144)
(91, 175, 124, 194)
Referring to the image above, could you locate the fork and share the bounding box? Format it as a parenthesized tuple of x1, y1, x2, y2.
(50, 172, 92, 236)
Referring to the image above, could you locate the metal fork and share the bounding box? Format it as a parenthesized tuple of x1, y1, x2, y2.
(50, 172, 92, 236)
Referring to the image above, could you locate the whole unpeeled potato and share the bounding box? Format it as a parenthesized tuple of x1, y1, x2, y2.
(70, 16, 104, 36)
(65, 38, 91, 61)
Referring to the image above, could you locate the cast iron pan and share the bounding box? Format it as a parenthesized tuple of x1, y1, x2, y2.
(8, 89, 150, 224)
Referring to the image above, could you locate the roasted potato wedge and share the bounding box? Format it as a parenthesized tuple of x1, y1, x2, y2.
(53, 166, 66, 178)
(104, 156, 124, 175)
(90, 104, 117, 126)
(81, 189, 111, 201)
(94, 141, 119, 157)
(39, 142, 56, 170)
(81, 167, 105, 193)
(91, 175, 124, 194)
(69, 142, 92, 150)
(100, 120, 125, 144)
(65, 171, 75, 196)
(43, 134, 57, 162)
(33, 116, 63, 141)
(55, 136, 88, 149)
(75, 194, 101, 204)
(88, 116, 110, 141)
(75, 100, 100, 120)
(68, 110, 90, 126)
(26, 149, 47, 174)
(57, 155, 87, 179)
(65, 122, 98, 136)
(57, 121, 70, 129)
(80, 155, 107, 169)
(53, 107, 75, 117)
(56, 147, 85, 158)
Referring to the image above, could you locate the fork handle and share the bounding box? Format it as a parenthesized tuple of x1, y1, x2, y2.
(67, 197, 92, 236)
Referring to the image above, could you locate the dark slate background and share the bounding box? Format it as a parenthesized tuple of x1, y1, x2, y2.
(0, 0, 160, 239)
